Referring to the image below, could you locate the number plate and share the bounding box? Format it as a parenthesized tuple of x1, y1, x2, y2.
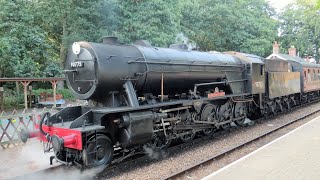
(71, 61, 84, 68)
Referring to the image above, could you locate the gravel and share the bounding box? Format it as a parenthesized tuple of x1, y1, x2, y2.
(100, 101, 320, 180)
(181, 109, 320, 179)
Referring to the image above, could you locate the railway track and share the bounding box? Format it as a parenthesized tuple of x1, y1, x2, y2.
(163, 104, 320, 179)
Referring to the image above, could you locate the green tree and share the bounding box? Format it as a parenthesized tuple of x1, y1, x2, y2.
(42, 62, 63, 77)
(34, 0, 118, 63)
(181, 0, 278, 57)
(0, 0, 120, 77)
(115, 0, 182, 47)
(0, 0, 53, 77)
(280, 0, 320, 62)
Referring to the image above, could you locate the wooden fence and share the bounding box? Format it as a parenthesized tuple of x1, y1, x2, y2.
(0, 108, 57, 150)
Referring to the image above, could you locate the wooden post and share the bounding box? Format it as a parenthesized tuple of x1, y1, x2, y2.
(15, 82, 20, 95)
(0, 87, 3, 111)
(28, 85, 32, 108)
(51, 81, 58, 108)
(20, 81, 31, 110)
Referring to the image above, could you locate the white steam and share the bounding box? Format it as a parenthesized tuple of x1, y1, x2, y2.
(0, 139, 105, 180)
(174, 32, 197, 50)
(175, 32, 189, 44)
(143, 145, 167, 160)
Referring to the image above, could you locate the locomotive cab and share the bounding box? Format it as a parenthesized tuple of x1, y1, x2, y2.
(225, 52, 265, 95)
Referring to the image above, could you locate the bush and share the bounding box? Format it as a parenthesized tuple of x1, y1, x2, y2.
(3, 91, 24, 109)
(32, 88, 76, 101)
(57, 89, 76, 101)
(32, 88, 51, 97)
(1, 88, 77, 110)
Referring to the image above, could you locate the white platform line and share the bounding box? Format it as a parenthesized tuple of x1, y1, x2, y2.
(202, 116, 320, 180)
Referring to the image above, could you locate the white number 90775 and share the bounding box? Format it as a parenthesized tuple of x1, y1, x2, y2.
(71, 61, 84, 68)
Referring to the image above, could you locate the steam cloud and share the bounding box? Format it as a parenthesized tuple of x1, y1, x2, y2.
(143, 145, 167, 160)
(174, 32, 196, 51)
(1, 140, 105, 180)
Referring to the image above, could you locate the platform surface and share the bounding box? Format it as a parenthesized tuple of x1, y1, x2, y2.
(203, 116, 320, 180)
(0, 139, 54, 180)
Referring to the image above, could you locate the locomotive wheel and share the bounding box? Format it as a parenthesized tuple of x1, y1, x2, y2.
(218, 102, 233, 129)
(86, 135, 113, 167)
(201, 104, 218, 136)
(201, 104, 216, 121)
(235, 118, 245, 126)
(202, 113, 217, 136)
(203, 126, 216, 136)
(149, 133, 171, 150)
(221, 123, 231, 129)
(234, 102, 246, 126)
(179, 130, 196, 143)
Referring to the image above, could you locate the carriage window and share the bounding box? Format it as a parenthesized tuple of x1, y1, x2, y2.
(246, 64, 251, 74)
(304, 71, 307, 78)
(307, 69, 311, 82)
(288, 63, 292, 72)
(260, 65, 264, 75)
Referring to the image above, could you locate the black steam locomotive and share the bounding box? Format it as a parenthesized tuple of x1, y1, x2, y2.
(21, 37, 320, 167)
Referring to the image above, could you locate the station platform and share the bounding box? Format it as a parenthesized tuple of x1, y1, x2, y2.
(203, 116, 320, 180)
(0, 139, 53, 179)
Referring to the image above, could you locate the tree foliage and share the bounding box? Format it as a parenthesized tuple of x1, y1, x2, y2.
(0, 0, 53, 77)
(181, 0, 278, 57)
(3, 0, 318, 78)
(35, 0, 115, 62)
(114, 0, 182, 47)
(279, 0, 320, 62)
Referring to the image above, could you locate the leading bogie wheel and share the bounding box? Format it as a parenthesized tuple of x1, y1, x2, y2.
(85, 135, 114, 167)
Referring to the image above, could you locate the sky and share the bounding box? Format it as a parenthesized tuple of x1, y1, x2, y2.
(268, 0, 295, 11)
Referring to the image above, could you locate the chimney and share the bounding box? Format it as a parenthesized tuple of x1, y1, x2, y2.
(305, 56, 310, 62)
(273, 41, 279, 54)
(288, 46, 296, 57)
(102, 36, 118, 45)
